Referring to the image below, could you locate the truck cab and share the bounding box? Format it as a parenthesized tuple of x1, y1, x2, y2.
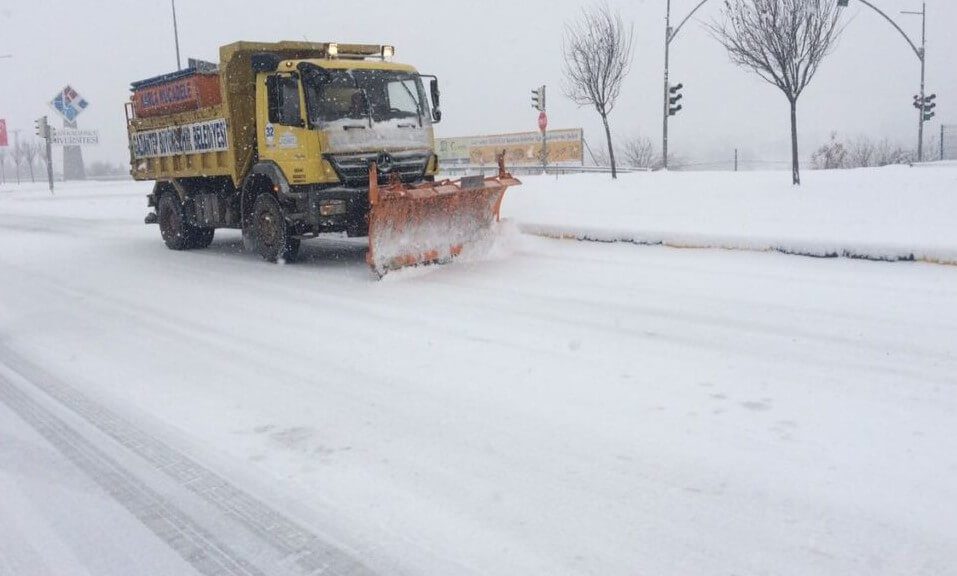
(249, 48, 441, 240)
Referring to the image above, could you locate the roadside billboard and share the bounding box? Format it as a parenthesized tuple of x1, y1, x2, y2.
(437, 128, 584, 167)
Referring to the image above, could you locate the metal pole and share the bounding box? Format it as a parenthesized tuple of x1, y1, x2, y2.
(917, 2, 926, 162)
(45, 129, 54, 194)
(542, 129, 547, 175)
(662, 0, 672, 170)
(942, 125, 945, 161)
(171, 0, 182, 70)
(734, 148, 738, 172)
(12, 129, 20, 185)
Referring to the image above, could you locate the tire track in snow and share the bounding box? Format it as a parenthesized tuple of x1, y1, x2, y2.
(0, 371, 266, 576)
(0, 352, 376, 576)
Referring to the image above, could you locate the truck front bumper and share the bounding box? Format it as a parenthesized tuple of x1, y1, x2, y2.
(289, 186, 371, 237)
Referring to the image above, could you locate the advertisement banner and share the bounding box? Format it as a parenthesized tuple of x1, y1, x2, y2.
(0, 119, 7, 147)
(131, 118, 229, 159)
(51, 129, 100, 146)
(436, 129, 584, 167)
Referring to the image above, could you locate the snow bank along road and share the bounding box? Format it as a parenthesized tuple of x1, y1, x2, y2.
(1, 177, 956, 575)
(508, 164, 957, 265)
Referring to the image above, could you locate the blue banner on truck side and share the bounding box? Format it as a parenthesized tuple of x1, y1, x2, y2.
(132, 118, 229, 159)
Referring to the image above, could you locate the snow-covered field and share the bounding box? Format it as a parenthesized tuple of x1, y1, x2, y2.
(1, 169, 956, 576)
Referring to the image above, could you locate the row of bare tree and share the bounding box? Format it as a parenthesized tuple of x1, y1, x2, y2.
(562, 0, 845, 185)
(810, 133, 920, 170)
(0, 140, 46, 184)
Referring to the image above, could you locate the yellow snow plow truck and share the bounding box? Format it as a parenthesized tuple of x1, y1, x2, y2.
(127, 41, 519, 275)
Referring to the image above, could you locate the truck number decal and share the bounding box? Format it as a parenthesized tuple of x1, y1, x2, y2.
(131, 118, 229, 159)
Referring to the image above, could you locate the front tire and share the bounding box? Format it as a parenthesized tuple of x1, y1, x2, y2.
(253, 194, 299, 262)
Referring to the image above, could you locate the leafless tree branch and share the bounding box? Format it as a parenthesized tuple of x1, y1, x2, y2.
(563, 2, 635, 179)
(709, 0, 844, 184)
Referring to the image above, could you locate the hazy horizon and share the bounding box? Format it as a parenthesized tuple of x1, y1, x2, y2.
(0, 0, 953, 170)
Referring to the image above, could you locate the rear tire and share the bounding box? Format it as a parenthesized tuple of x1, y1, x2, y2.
(253, 194, 299, 262)
(189, 227, 215, 249)
(158, 194, 191, 250)
(158, 193, 216, 250)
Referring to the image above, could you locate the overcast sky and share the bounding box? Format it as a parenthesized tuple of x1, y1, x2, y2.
(1, 0, 953, 169)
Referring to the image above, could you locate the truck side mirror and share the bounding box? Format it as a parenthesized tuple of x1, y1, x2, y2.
(430, 78, 442, 123)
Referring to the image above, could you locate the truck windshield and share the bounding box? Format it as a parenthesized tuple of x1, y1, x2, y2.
(304, 69, 429, 126)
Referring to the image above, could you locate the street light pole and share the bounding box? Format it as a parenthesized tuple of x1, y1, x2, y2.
(171, 0, 182, 70)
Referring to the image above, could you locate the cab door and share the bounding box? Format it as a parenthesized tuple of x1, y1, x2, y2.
(257, 72, 319, 186)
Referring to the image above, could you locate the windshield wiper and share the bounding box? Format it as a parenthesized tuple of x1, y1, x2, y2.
(400, 79, 423, 127)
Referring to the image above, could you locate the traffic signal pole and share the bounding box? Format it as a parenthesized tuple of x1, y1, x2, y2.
(35, 116, 53, 194)
(662, 0, 711, 170)
(839, 0, 929, 161)
(662, 0, 672, 170)
(44, 130, 54, 194)
(917, 2, 926, 161)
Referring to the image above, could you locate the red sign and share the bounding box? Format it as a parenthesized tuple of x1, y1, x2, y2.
(0, 119, 7, 147)
(538, 112, 548, 133)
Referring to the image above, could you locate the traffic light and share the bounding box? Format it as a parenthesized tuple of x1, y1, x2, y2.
(914, 94, 938, 121)
(923, 93, 937, 121)
(668, 83, 684, 116)
(34, 115, 49, 139)
(531, 85, 546, 112)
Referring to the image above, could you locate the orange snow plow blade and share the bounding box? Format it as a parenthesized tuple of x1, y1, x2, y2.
(366, 152, 520, 276)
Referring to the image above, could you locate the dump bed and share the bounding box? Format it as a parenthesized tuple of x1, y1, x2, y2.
(127, 41, 338, 185)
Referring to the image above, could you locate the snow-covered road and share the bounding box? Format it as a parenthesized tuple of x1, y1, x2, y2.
(1, 179, 955, 575)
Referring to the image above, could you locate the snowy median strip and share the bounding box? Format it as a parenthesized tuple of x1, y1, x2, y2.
(502, 165, 957, 267)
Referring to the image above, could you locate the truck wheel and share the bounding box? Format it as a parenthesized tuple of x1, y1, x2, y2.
(158, 194, 191, 250)
(253, 194, 299, 262)
(189, 228, 215, 249)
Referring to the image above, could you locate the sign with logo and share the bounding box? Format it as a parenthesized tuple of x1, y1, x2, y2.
(131, 118, 229, 159)
(538, 112, 548, 133)
(50, 85, 90, 123)
(436, 128, 584, 167)
(51, 129, 100, 146)
(0, 119, 7, 147)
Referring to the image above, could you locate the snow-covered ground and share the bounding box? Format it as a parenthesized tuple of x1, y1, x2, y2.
(1, 170, 956, 575)
(505, 164, 957, 264)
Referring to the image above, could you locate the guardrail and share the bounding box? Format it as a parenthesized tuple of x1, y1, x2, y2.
(439, 164, 650, 177)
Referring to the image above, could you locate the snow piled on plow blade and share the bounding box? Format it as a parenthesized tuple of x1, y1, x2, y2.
(366, 178, 518, 277)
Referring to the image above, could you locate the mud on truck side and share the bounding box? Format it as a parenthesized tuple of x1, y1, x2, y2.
(127, 41, 518, 275)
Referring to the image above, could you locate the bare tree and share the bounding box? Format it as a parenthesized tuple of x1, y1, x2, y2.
(12, 139, 23, 184)
(622, 136, 659, 169)
(0, 148, 6, 184)
(810, 132, 847, 169)
(846, 135, 876, 168)
(18, 139, 40, 183)
(563, 3, 635, 179)
(875, 138, 913, 166)
(710, 0, 843, 185)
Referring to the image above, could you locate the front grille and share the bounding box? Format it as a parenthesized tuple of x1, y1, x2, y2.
(326, 151, 430, 186)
